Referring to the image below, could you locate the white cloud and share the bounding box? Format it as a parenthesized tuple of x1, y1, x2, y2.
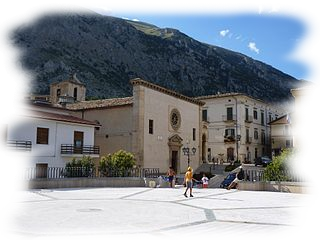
(63, 0, 112, 16)
(256, 3, 264, 14)
(270, 0, 283, 12)
(219, 29, 229, 37)
(292, 6, 300, 12)
(132, 18, 140, 22)
(248, 42, 260, 54)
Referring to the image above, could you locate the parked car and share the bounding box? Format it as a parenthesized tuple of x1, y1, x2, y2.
(254, 156, 272, 167)
(220, 172, 237, 189)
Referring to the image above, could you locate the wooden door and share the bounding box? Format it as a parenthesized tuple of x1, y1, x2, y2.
(74, 131, 84, 154)
(0, 163, 6, 179)
(171, 151, 178, 173)
(227, 147, 234, 162)
(0, 123, 8, 151)
(36, 163, 48, 178)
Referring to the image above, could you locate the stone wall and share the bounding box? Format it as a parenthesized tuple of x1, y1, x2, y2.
(238, 181, 309, 194)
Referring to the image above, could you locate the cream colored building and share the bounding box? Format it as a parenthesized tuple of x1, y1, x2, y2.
(50, 74, 86, 105)
(291, 84, 320, 160)
(269, 114, 293, 156)
(197, 93, 285, 163)
(66, 79, 204, 174)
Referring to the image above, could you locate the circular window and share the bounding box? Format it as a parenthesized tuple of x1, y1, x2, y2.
(170, 108, 181, 131)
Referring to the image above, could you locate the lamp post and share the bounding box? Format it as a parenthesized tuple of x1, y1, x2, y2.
(182, 146, 196, 167)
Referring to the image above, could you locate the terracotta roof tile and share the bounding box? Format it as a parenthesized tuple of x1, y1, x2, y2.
(27, 110, 99, 126)
(66, 97, 133, 110)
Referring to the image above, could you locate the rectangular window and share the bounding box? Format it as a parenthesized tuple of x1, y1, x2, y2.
(254, 128, 259, 139)
(261, 111, 265, 125)
(149, 119, 154, 134)
(193, 128, 196, 141)
(313, 138, 320, 156)
(269, 113, 272, 123)
(202, 109, 208, 121)
(36, 127, 49, 144)
(225, 128, 235, 137)
(253, 109, 258, 120)
(286, 140, 291, 148)
(246, 128, 250, 142)
(312, 104, 320, 120)
(227, 107, 233, 120)
(261, 130, 266, 145)
(73, 87, 78, 100)
(245, 108, 249, 121)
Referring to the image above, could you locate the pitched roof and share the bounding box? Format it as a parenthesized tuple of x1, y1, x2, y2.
(130, 78, 205, 106)
(65, 97, 133, 110)
(269, 114, 290, 125)
(27, 109, 99, 126)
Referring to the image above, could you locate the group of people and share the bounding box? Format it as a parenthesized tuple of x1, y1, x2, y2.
(167, 165, 244, 197)
(166, 166, 209, 198)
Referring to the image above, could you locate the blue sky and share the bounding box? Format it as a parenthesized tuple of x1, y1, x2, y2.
(106, 13, 307, 80)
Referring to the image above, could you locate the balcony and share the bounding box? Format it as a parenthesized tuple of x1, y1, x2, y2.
(245, 116, 253, 123)
(7, 140, 32, 151)
(61, 144, 100, 156)
(224, 135, 236, 143)
(222, 114, 236, 122)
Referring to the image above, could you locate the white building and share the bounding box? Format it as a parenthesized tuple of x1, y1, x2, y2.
(6, 103, 100, 170)
(197, 93, 285, 164)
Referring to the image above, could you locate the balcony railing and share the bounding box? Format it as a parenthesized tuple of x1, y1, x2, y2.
(61, 144, 100, 155)
(245, 116, 253, 123)
(224, 135, 236, 143)
(7, 140, 32, 151)
(222, 114, 236, 122)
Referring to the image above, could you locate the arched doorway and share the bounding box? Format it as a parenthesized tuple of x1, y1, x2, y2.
(168, 134, 183, 173)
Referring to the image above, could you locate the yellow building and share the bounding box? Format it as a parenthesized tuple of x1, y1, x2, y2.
(291, 84, 320, 160)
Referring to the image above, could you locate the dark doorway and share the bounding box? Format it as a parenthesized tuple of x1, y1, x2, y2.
(227, 147, 234, 162)
(74, 131, 84, 154)
(0, 123, 8, 151)
(0, 163, 6, 179)
(171, 151, 178, 173)
(36, 163, 48, 178)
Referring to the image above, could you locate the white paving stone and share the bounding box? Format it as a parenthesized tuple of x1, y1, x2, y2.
(8, 187, 311, 239)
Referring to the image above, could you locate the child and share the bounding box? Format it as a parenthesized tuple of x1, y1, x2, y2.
(201, 173, 209, 188)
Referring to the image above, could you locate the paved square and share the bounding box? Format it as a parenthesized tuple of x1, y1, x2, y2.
(10, 187, 309, 238)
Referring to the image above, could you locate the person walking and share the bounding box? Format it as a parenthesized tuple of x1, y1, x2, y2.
(183, 167, 194, 197)
(166, 167, 176, 188)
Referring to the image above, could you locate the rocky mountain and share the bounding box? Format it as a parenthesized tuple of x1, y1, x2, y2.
(11, 11, 306, 103)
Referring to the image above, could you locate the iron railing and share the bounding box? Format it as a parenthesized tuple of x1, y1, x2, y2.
(7, 140, 32, 151)
(243, 169, 304, 182)
(24, 167, 160, 180)
(61, 144, 100, 155)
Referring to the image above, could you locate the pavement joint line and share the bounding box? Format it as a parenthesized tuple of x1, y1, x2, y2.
(31, 190, 60, 200)
(119, 188, 155, 199)
(215, 219, 294, 227)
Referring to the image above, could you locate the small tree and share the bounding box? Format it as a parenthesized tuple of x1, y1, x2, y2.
(99, 150, 136, 177)
(263, 149, 292, 182)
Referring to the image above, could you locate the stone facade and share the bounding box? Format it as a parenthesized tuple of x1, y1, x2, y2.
(66, 78, 204, 174)
(197, 93, 285, 163)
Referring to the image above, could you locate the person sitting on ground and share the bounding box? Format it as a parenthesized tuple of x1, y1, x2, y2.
(201, 173, 209, 188)
(166, 166, 176, 188)
(227, 165, 244, 190)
